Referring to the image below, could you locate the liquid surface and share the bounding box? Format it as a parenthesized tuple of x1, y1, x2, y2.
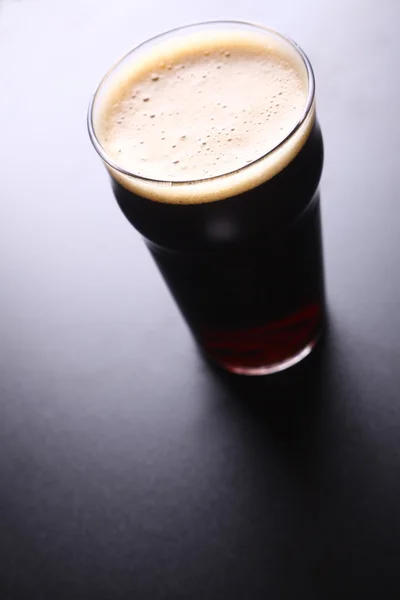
(93, 29, 313, 203)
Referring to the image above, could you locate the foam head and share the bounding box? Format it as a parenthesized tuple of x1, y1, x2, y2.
(89, 21, 315, 204)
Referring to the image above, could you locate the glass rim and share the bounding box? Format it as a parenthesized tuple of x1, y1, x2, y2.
(87, 20, 315, 187)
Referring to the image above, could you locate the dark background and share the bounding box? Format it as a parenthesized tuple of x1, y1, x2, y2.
(1, 1, 399, 598)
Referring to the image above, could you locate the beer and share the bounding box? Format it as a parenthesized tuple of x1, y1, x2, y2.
(88, 22, 325, 374)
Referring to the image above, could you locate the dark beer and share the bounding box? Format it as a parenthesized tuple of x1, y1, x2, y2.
(88, 22, 325, 374)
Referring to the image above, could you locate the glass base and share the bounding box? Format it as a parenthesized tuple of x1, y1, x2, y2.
(208, 332, 322, 376)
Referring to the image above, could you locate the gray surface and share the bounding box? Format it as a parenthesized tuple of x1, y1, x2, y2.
(1, 1, 400, 598)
